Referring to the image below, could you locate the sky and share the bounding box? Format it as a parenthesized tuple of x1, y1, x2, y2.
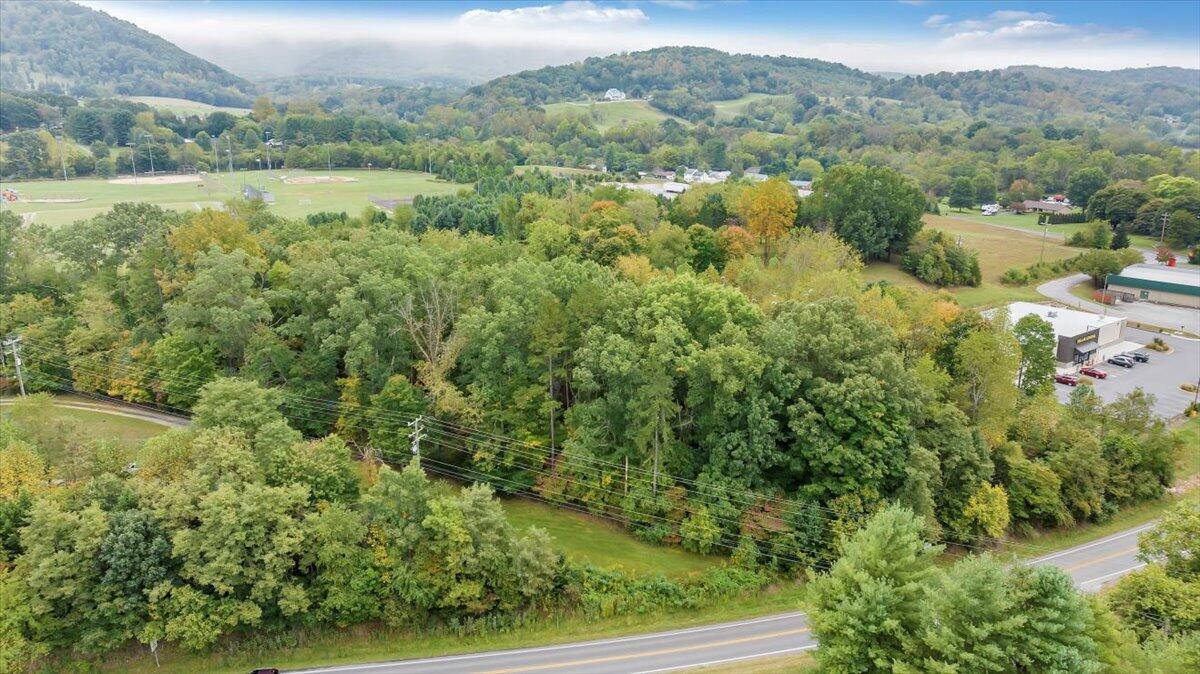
(79, 0, 1200, 81)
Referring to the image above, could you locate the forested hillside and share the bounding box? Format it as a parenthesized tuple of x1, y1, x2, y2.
(458, 46, 877, 120)
(871, 65, 1199, 140)
(0, 0, 255, 106)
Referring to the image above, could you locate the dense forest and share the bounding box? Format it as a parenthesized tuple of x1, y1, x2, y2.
(0, 0, 255, 106)
(0, 156, 1194, 665)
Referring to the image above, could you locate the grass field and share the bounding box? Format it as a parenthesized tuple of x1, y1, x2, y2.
(863, 213, 1081, 308)
(1, 169, 463, 227)
(123, 96, 251, 117)
(0, 396, 170, 450)
(542, 100, 684, 132)
(712, 93, 789, 121)
(503, 498, 720, 577)
(514, 164, 606, 177)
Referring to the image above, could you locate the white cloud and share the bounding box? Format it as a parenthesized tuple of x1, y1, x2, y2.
(651, 0, 701, 9)
(923, 14, 948, 28)
(458, 1, 646, 28)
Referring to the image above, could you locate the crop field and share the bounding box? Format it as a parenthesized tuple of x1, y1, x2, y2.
(123, 96, 251, 116)
(543, 100, 683, 131)
(712, 93, 789, 121)
(863, 213, 1081, 308)
(1, 169, 464, 227)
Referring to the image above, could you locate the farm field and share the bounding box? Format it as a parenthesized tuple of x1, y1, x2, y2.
(1, 169, 463, 227)
(712, 93, 789, 121)
(542, 99, 684, 131)
(123, 96, 251, 116)
(864, 213, 1081, 308)
(503, 497, 720, 577)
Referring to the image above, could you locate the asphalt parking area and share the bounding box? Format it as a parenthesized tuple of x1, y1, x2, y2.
(1054, 327, 1200, 418)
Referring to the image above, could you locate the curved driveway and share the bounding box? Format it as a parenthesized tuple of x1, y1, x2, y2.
(287, 524, 1152, 674)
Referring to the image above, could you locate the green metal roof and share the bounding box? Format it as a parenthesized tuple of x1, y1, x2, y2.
(1106, 274, 1200, 298)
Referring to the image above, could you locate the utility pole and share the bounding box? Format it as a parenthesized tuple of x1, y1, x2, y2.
(1039, 220, 1049, 263)
(652, 409, 660, 496)
(327, 145, 333, 178)
(126, 141, 138, 185)
(264, 131, 273, 172)
(226, 136, 235, 175)
(548, 353, 556, 460)
(142, 132, 155, 176)
(54, 124, 68, 182)
(1159, 212, 1170, 246)
(408, 415, 424, 457)
(3, 335, 25, 397)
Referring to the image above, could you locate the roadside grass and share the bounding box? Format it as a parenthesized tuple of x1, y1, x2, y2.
(0, 396, 169, 451)
(542, 100, 683, 132)
(1, 169, 463, 228)
(712, 93, 789, 121)
(697, 652, 817, 673)
(503, 497, 721, 577)
(1175, 416, 1200, 481)
(98, 582, 809, 674)
(123, 96, 251, 116)
(1069, 279, 1099, 304)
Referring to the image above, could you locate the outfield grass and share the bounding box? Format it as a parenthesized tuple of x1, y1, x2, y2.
(1, 169, 463, 227)
(543, 100, 684, 132)
(99, 582, 808, 674)
(503, 497, 720, 577)
(712, 93, 789, 121)
(123, 96, 251, 117)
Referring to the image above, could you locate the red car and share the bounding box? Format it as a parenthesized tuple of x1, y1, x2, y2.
(1079, 366, 1107, 379)
(1055, 373, 1080, 386)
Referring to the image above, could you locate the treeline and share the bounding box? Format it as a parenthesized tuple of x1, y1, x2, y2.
(0, 390, 767, 666)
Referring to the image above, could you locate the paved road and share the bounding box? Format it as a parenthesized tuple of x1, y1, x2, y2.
(287, 525, 1153, 674)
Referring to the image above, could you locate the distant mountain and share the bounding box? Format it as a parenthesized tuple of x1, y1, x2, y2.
(871, 65, 1200, 126)
(0, 0, 256, 107)
(457, 47, 879, 120)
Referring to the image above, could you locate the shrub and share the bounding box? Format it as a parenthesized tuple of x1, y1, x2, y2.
(1066, 221, 1112, 249)
(901, 230, 981, 287)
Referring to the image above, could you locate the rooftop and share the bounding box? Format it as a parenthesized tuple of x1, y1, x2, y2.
(1003, 302, 1123, 337)
(1117, 264, 1200, 289)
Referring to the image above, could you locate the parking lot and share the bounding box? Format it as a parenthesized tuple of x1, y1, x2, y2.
(1054, 327, 1200, 418)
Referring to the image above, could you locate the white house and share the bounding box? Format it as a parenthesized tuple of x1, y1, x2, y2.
(604, 88, 626, 102)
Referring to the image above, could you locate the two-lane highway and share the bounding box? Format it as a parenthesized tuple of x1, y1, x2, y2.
(289, 523, 1153, 674)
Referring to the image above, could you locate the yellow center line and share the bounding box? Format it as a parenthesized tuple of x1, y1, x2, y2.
(1060, 547, 1138, 572)
(476, 627, 811, 674)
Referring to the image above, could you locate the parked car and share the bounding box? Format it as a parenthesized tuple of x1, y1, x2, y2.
(1108, 355, 1135, 368)
(1129, 351, 1151, 363)
(1079, 366, 1108, 379)
(1055, 373, 1080, 386)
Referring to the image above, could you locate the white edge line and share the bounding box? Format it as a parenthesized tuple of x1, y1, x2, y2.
(1080, 563, 1147, 588)
(1024, 523, 1156, 565)
(629, 645, 818, 674)
(286, 611, 810, 673)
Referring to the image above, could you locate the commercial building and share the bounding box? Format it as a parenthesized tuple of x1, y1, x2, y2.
(1004, 302, 1126, 364)
(1105, 265, 1200, 309)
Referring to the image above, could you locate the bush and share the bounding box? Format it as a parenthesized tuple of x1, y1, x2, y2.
(1066, 221, 1112, 249)
(901, 230, 981, 287)
(1044, 212, 1089, 224)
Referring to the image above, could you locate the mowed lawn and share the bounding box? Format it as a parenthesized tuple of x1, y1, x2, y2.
(2, 169, 464, 227)
(543, 100, 684, 132)
(502, 498, 721, 577)
(123, 96, 251, 116)
(712, 93, 789, 121)
(863, 213, 1081, 308)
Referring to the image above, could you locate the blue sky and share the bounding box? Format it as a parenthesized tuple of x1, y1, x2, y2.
(81, 1, 1200, 78)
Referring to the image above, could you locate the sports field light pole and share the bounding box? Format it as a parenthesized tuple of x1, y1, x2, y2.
(126, 141, 139, 185)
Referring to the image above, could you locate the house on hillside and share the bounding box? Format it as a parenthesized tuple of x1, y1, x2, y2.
(683, 168, 731, 184)
(604, 88, 626, 101)
(1021, 199, 1073, 215)
(789, 179, 813, 198)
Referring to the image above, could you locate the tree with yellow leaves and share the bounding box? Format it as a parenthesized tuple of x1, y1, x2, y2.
(736, 177, 797, 263)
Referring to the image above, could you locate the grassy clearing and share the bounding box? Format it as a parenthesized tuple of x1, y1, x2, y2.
(503, 497, 721, 577)
(543, 100, 683, 131)
(1175, 416, 1200, 482)
(99, 582, 808, 674)
(514, 164, 606, 177)
(945, 210, 1087, 239)
(1, 169, 463, 227)
(712, 93, 789, 121)
(863, 214, 1080, 308)
(123, 96, 251, 117)
(0, 397, 169, 450)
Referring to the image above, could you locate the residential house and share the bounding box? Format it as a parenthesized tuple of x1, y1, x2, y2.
(604, 88, 626, 101)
